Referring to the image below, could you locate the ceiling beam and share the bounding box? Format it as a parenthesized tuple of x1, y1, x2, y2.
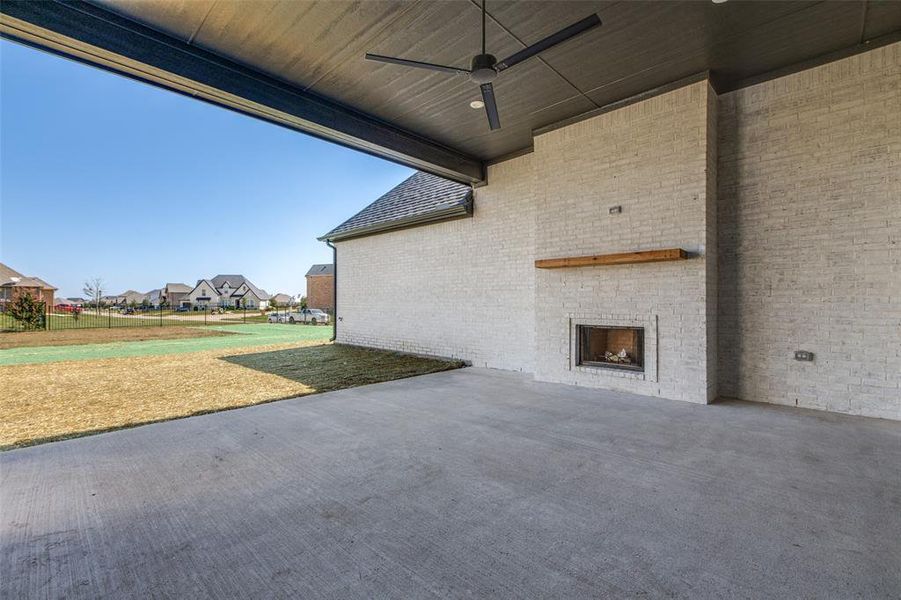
(0, 0, 485, 184)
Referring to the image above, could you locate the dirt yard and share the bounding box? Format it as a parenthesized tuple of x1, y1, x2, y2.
(0, 326, 231, 350)
(0, 337, 463, 449)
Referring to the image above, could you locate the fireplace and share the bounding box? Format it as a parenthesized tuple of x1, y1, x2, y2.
(576, 325, 644, 372)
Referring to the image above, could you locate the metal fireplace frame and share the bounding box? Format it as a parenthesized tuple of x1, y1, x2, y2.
(568, 314, 659, 382)
(576, 325, 646, 373)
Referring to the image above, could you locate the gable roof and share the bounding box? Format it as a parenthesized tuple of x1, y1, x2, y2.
(319, 171, 472, 242)
(1, 276, 47, 288)
(31, 278, 57, 290)
(0, 263, 56, 290)
(305, 264, 334, 277)
(0, 263, 25, 282)
(117, 290, 147, 303)
(211, 275, 241, 288)
(165, 283, 192, 293)
(187, 279, 218, 297)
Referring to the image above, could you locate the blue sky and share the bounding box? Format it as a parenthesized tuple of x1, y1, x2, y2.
(0, 40, 412, 299)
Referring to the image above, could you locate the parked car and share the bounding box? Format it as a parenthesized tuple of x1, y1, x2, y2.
(290, 309, 329, 325)
(267, 313, 284, 323)
(175, 306, 190, 312)
(123, 307, 135, 315)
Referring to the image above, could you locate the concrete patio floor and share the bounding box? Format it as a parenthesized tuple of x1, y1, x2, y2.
(2, 368, 899, 599)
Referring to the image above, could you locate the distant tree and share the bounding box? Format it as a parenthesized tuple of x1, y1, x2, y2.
(8, 292, 44, 331)
(300, 296, 308, 310)
(83, 278, 105, 315)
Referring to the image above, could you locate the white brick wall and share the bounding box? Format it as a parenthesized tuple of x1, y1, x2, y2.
(338, 81, 717, 405)
(531, 82, 716, 404)
(717, 43, 901, 420)
(335, 42, 899, 419)
(336, 154, 537, 371)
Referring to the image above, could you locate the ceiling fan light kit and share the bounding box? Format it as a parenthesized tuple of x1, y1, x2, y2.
(365, 1, 602, 131)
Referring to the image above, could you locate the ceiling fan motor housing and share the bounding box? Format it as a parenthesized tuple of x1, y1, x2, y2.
(470, 54, 498, 84)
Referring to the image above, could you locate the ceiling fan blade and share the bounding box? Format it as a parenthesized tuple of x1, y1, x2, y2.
(495, 14, 601, 72)
(480, 83, 501, 130)
(365, 53, 469, 75)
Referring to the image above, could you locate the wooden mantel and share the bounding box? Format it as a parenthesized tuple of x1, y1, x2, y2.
(535, 248, 689, 269)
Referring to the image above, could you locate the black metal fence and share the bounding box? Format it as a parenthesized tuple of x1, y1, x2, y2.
(0, 304, 267, 333)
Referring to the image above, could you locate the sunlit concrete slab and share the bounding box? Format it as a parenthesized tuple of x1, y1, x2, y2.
(2, 368, 899, 598)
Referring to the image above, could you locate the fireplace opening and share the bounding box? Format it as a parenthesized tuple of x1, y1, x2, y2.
(577, 325, 645, 372)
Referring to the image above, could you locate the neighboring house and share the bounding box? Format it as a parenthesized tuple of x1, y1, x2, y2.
(0, 262, 56, 309)
(304, 264, 334, 312)
(146, 288, 163, 308)
(184, 275, 270, 309)
(100, 295, 119, 306)
(162, 283, 192, 308)
(184, 279, 218, 309)
(66, 297, 87, 305)
(269, 293, 293, 308)
(116, 290, 147, 306)
(210, 274, 270, 309)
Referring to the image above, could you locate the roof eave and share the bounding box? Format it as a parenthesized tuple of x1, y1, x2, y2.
(319, 196, 473, 243)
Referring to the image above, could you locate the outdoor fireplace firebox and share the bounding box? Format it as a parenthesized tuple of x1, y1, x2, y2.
(577, 325, 645, 372)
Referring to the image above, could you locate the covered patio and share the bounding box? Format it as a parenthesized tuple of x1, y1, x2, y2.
(2, 368, 898, 598)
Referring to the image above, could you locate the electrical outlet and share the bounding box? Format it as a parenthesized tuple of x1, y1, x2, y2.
(794, 350, 814, 361)
(609, 205, 622, 214)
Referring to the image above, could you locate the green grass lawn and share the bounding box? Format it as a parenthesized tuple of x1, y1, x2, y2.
(219, 314, 271, 323)
(1, 310, 278, 332)
(0, 323, 332, 366)
(0, 311, 209, 332)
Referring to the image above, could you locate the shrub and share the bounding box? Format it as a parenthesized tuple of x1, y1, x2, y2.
(8, 293, 45, 331)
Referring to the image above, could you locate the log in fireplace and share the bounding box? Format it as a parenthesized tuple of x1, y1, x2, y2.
(576, 325, 645, 372)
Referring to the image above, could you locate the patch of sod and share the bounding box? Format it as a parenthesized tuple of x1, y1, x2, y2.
(0, 324, 332, 366)
(222, 344, 465, 393)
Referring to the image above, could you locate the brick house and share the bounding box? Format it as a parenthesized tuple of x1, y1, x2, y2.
(269, 293, 293, 308)
(0, 262, 56, 309)
(304, 264, 334, 313)
(161, 283, 192, 308)
(321, 44, 901, 422)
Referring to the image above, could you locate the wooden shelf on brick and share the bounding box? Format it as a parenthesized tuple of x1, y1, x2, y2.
(534, 248, 689, 269)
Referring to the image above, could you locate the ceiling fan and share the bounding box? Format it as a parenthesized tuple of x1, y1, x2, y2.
(365, 2, 602, 131)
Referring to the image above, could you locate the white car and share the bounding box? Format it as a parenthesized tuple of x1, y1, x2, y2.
(269, 309, 330, 325)
(290, 309, 330, 325)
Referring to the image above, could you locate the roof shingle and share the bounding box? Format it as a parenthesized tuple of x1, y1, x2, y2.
(305, 264, 334, 277)
(320, 172, 472, 242)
